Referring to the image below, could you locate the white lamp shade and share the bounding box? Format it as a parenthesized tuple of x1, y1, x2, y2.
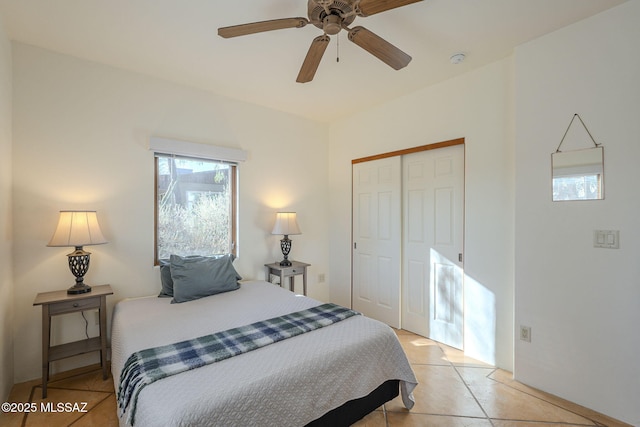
(47, 210, 108, 247)
(271, 212, 301, 236)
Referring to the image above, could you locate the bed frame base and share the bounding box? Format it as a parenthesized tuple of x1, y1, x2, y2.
(305, 380, 400, 427)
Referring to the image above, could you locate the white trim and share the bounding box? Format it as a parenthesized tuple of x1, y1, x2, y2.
(150, 137, 247, 162)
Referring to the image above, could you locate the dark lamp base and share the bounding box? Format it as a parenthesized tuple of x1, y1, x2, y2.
(67, 284, 92, 295)
(279, 235, 293, 267)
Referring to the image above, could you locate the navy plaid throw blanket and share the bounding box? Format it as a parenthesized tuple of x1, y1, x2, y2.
(117, 303, 359, 425)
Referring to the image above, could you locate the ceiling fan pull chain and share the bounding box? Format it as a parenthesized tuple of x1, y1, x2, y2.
(337, 33, 340, 62)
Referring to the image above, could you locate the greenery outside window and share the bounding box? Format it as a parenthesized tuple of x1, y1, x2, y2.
(155, 154, 237, 264)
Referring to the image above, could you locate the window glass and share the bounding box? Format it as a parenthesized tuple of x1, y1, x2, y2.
(155, 155, 236, 263)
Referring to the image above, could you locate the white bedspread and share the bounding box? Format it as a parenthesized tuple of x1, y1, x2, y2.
(111, 280, 417, 427)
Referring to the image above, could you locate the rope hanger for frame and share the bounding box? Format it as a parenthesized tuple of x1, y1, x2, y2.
(555, 113, 601, 153)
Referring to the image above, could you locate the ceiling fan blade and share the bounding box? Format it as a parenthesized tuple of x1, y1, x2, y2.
(357, 0, 423, 16)
(348, 26, 411, 70)
(218, 17, 309, 38)
(297, 35, 330, 83)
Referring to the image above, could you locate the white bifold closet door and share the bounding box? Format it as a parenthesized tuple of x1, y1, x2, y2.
(352, 144, 464, 349)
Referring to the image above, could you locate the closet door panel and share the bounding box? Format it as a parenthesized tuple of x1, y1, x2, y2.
(402, 145, 464, 349)
(352, 157, 401, 328)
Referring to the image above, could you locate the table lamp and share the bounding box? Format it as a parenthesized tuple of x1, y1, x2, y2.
(271, 212, 301, 267)
(47, 210, 108, 294)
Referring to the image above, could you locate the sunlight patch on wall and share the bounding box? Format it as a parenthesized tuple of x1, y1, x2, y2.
(464, 274, 497, 366)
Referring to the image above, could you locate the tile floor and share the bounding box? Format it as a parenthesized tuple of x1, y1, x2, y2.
(1, 330, 631, 427)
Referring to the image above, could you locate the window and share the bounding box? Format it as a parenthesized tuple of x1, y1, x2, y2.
(155, 154, 237, 263)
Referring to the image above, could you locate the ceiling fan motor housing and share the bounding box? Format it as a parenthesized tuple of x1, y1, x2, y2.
(309, 0, 356, 34)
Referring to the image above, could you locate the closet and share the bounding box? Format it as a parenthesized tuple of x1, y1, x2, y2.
(352, 139, 464, 349)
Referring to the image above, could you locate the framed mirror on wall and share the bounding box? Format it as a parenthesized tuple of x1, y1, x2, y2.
(552, 146, 604, 201)
(551, 113, 604, 202)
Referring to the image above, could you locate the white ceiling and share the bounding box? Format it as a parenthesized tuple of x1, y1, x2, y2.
(0, 0, 627, 122)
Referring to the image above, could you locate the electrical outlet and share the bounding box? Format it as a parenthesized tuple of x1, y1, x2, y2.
(94, 311, 100, 326)
(318, 273, 325, 283)
(520, 326, 532, 343)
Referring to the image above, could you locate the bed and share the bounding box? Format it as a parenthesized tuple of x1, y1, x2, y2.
(111, 279, 417, 426)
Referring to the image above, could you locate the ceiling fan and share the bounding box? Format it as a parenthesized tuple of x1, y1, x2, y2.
(218, 0, 423, 83)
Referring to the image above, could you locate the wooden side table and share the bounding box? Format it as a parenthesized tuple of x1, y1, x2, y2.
(264, 261, 310, 296)
(33, 284, 113, 398)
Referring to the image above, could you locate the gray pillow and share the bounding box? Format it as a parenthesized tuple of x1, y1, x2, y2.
(158, 259, 174, 298)
(170, 254, 241, 303)
(158, 255, 209, 298)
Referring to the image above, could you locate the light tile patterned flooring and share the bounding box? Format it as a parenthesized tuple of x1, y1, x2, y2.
(2, 329, 631, 426)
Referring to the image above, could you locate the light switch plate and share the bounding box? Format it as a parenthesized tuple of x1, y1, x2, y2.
(594, 230, 619, 249)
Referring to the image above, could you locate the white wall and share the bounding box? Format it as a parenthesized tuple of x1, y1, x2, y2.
(0, 16, 13, 401)
(328, 58, 515, 370)
(11, 43, 330, 382)
(514, 2, 640, 425)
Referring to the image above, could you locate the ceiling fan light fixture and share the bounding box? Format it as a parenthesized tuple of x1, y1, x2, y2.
(323, 14, 343, 34)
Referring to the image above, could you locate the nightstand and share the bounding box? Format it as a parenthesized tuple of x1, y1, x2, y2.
(33, 284, 113, 398)
(264, 261, 310, 296)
